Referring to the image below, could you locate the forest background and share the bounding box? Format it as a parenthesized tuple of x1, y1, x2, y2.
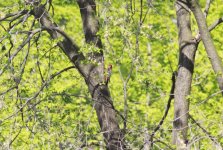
(0, 0, 223, 149)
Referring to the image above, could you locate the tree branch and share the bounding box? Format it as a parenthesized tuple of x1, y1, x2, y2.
(0, 10, 28, 22)
(2, 66, 75, 122)
(140, 72, 176, 150)
(189, 0, 223, 93)
(208, 16, 223, 31)
(189, 114, 221, 146)
(204, 0, 212, 18)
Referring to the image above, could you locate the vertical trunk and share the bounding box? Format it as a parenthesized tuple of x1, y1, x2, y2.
(77, 1, 125, 149)
(188, 0, 223, 92)
(173, 0, 197, 148)
(32, 1, 125, 149)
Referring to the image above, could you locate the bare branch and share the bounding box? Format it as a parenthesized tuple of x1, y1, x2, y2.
(9, 127, 22, 146)
(208, 16, 223, 31)
(150, 72, 176, 141)
(0, 86, 17, 96)
(0, 10, 28, 22)
(9, 12, 31, 29)
(189, 114, 221, 146)
(195, 16, 223, 43)
(2, 66, 75, 122)
(153, 138, 175, 150)
(9, 28, 42, 61)
(37, 61, 45, 83)
(49, 66, 75, 80)
(140, 72, 176, 149)
(189, 0, 223, 93)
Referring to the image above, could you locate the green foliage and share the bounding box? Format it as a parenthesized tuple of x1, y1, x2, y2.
(0, 0, 223, 149)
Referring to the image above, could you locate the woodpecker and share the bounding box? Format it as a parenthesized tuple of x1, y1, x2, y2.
(105, 64, 112, 85)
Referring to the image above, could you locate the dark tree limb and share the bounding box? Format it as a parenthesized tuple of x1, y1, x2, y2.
(0, 10, 28, 22)
(9, 127, 23, 147)
(30, 2, 125, 149)
(140, 72, 176, 150)
(77, 1, 125, 149)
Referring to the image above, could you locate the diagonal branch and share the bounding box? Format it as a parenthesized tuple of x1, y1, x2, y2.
(189, 0, 223, 93)
(2, 66, 75, 122)
(0, 10, 28, 22)
(140, 72, 177, 150)
(204, 0, 212, 18)
(0, 86, 18, 96)
(208, 16, 223, 31)
(30, 2, 125, 149)
(77, 1, 125, 149)
(189, 114, 221, 146)
(149, 72, 176, 145)
(195, 16, 223, 43)
(31, 5, 88, 76)
(10, 28, 42, 61)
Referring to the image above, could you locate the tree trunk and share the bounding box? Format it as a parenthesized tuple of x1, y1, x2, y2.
(77, 0, 125, 149)
(32, 2, 125, 149)
(173, 0, 197, 148)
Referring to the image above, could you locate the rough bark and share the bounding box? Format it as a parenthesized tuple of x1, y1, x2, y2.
(173, 0, 197, 148)
(188, 0, 223, 92)
(76, 1, 125, 149)
(32, 2, 125, 149)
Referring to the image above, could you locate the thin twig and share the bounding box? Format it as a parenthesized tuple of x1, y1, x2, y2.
(0, 86, 17, 96)
(208, 16, 223, 31)
(2, 66, 75, 122)
(189, 114, 221, 146)
(0, 10, 28, 22)
(9, 127, 22, 146)
(149, 72, 176, 143)
(10, 28, 42, 61)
